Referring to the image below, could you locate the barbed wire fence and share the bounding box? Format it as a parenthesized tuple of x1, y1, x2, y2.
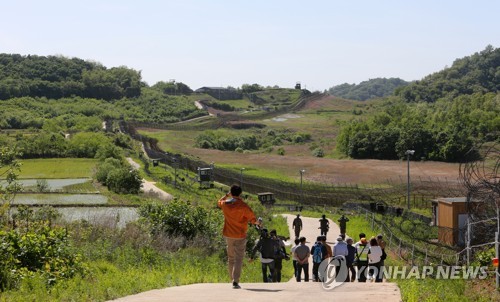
(355, 206, 498, 268)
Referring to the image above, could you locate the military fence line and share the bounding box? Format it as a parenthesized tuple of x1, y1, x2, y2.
(355, 206, 496, 268)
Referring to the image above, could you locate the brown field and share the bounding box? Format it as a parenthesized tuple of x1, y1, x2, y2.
(169, 147, 460, 185)
(139, 95, 461, 185)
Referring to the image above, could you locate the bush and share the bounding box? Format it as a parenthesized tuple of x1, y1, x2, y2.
(312, 148, 325, 157)
(277, 147, 285, 156)
(106, 168, 142, 194)
(138, 200, 223, 243)
(0, 221, 86, 289)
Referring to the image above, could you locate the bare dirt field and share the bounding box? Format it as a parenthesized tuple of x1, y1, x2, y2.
(183, 148, 460, 185)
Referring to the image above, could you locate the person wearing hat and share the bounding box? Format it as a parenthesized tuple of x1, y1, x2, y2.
(333, 236, 348, 282)
(292, 214, 303, 239)
(354, 237, 370, 282)
(318, 214, 330, 238)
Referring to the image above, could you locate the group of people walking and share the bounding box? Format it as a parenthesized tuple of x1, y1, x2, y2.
(291, 231, 387, 283)
(217, 185, 386, 289)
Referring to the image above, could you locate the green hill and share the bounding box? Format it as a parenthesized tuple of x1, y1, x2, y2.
(396, 45, 500, 102)
(336, 45, 500, 162)
(0, 54, 143, 100)
(328, 78, 409, 101)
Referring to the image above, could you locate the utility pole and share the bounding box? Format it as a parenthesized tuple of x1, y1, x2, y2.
(405, 150, 415, 210)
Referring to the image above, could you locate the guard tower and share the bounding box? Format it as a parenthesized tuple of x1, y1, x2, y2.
(295, 82, 301, 90)
(258, 192, 275, 206)
(197, 167, 214, 188)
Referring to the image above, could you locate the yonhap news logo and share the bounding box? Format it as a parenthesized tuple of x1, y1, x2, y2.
(318, 257, 488, 291)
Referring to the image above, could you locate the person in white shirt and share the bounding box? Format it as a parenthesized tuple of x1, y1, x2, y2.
(290, 238, 300, 278)
(368, 237, 383, 282)
(332, 236, 348, 281)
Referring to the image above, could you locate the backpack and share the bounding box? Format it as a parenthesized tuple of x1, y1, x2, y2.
(312, 243, 323, 263)
(259, 238, 276, 259)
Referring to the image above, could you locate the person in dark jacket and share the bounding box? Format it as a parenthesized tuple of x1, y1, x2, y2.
(346, 237, 357, 282)
(251, 228, 279, 282)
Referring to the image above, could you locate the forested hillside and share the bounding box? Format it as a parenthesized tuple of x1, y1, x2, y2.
(0, 54, 206, 129)
(0, 54, 143, 100)
(328, 78, 408, 101)
(336, 46, 500, 162)
(396, 45, 500, 102)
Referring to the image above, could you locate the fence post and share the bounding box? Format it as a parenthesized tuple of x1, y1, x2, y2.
(496, 232, 500, 289)
(398, 240, 402, 260)
(411, 244, 415, 266)
(466, 220, 471, 267)
(371, 213, 375, 230)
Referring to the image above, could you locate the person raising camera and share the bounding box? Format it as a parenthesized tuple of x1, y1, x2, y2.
(218, 184, 260, 289)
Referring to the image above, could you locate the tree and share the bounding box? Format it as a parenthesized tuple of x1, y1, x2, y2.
(106, 168, 142, 194)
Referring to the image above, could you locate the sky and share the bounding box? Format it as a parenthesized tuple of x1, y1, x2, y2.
(1, 0, 499, 91)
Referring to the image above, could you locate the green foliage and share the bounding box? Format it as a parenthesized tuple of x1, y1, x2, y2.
(194, 130, 259, 151)
(0, 219, 86, 290)
(106, 168, 142, 194)
(277, 147, 285, 155)
(397, 45, 500, 103)
(337, 93, 499, 161)
(0, 54, 142, 100)
(312, 147, 325, 157)
(329, 78, 409, 101)
(138, 200, 223, 241)
(95, 158, 123, 185)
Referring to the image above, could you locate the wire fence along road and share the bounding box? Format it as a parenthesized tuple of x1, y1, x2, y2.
(355, 206, 496, 268)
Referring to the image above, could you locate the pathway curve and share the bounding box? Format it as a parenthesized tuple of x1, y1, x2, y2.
(110, 214, 402, 302)
(126, 157, 173, 201)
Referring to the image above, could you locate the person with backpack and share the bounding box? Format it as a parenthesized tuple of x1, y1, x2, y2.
(218, 184, 261, 289)
(292, 214, 303, 239)
(270, 229, 287, 282)
(354, 237, 370, 282)
(311, 236, 327, 282)
(318, 215, 329, 238)
(251, 228, 279, 282)
(294, 236, 310, 282)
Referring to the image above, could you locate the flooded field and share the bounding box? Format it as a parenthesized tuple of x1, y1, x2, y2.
(14, 193, 107, 205)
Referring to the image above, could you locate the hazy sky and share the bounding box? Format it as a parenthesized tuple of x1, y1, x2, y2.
(1, 0, 499, 91)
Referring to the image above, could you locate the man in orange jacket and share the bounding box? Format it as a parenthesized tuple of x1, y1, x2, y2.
(218, 184, 260, 289)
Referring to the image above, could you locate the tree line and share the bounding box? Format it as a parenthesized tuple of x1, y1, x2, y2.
(328, 77, 409, 101)
(0, 54, 142, 100)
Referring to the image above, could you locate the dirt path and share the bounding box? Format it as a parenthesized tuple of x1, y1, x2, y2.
(126, 157, 173, 201)
(110, 214, 402, 302)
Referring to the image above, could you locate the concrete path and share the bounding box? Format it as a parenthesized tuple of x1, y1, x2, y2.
(110, 214, 402, 302)
(126, 157, 173, 201)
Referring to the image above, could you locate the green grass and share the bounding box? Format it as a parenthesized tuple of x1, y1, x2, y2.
(15, 158, 97, 179)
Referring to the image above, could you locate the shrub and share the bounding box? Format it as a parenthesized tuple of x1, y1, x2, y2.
(277, 147, 285, 156)
(138, 200, 223, 243)
(106, 168, 142, 194)
(312, 148, 325, 157)
(0, 221, 86, 289)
